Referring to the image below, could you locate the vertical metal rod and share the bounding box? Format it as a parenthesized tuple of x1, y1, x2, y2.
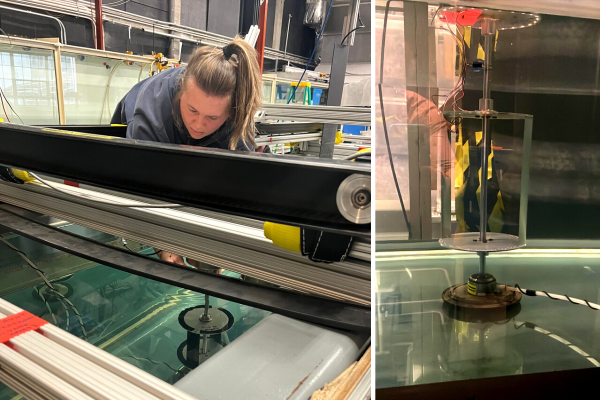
(257, 0, 269, 73)
(203, 294, 210, 320)
(478, 251, 487, 276)
(479, 20, 495, 243)
(482, 33, 492, 101)
(201, 334, 208, 355)
(480, 116, 490, 242)
(94, 0, 105, 50)
(284, 14, 291, 66)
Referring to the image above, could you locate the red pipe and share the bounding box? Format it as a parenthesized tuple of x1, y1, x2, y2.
(95, 0, 105, 50)
(256, 0, 268, 73)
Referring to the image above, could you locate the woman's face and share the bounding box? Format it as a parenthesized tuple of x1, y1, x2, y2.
(180, 79, 231, 140)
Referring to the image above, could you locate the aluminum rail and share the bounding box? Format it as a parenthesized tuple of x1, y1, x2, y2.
(0, 0, 309, 64)
(0, 180, 370, 305)
(258, 104, 372, 126)
(0, 35, 153, 64)
(0, 298, 198, 400)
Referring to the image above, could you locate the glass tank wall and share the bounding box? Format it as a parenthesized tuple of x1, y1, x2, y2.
(0, 223, 270, 400)
(0, 44, 59, 125)
(376, 248, 600, 388)
(376, 1, 600, 243)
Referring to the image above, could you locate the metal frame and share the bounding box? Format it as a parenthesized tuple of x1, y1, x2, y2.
(0, 205, 370, 330)
(0, 180, 371, 304)
(403, 1, 436, 240)
(0, 35, 330, 120)
(0, 124, 370, 236)
(0, 0, 310, 65)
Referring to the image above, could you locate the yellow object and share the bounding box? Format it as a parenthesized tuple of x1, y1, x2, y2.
(335, 131, 343, 145)
(263, 222, 301, 253)
(0, 118, 4, 122)
(495, 31, 499, 52)
(290, 82, 312, 88)
(153, 52, 169, 72)
(475, 130, 482, 145)
(110, 124, 127, 127)
(477, 44, 485, 60)
(488, 191, 505, 232)
(10, 169, 35, 183)
(464, 27, 472, 48)
(467, 282, 477, 296)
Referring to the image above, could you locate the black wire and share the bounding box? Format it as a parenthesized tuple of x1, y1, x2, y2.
(379, 1, 412, 239)
(0, 238, 87, 339)
(379, 83, 412, 238)
(341, 12, 366, 46)
(122, 241, 161, 256)
(514, 284, 600, 311)
(120, 355, 180, 373)
(0, 87, 24, 124)
(341, 27, 363, 46)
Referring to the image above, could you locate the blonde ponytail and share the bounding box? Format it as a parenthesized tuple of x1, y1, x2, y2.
(173, 36, 262, 150)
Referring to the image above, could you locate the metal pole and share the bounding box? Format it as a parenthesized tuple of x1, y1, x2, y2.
(201, 294, 211, 322)
(478, 251, 487, 275)
(94, 0, 104, 50)
(257, 0, 269, 73)
(284, 14, 291, 66)
(201, 334, 209, 355)
(479, 19, 495, 243)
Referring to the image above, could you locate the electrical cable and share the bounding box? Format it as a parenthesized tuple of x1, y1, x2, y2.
(29, 172, 185, 208)
(33, 285, 58, 326)
(120, 237, 162, 256)
(119, 355, 180, 373)
(34, 284, 71, 333)
(379, 1, 412, 239)
(0, 236, 87, 340)
(100, 61, 125, 123)
(0, 93, 10, 122)
(0, 86, 24, 124)
(341, 12, 365, 46)
(343, 150, 371, 160)
(286, 0, 333, 104)
(511, 284, 600, 311)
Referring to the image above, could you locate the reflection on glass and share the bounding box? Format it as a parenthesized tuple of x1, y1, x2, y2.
(274, 81, 291, 104)
(376, 249, 600, 388)
(61, 53, 153, 124)
(0, 44, 59, 124)
(0, 232, 270, 398)
(261, 80, 273, 103)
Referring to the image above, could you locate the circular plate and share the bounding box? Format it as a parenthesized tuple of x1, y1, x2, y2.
(439, 232, 522, 252)
(178, 306, 234, 335)
(32, 283, 73, 303)
(442, 283, 521, 323)
(336, 174, 371, 224)
(437, 7, 541, 30)
(176, 339, 224, 369)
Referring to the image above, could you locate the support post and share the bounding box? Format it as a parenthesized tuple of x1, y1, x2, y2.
(168, 0, 182, 60)
(319, 0, 359, 159)
(257, 0, 269, 73)
(94, 0, 104, 50)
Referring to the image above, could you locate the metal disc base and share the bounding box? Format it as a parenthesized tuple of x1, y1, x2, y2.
(439, 232, 522, 252)
(177, 339, 224, 369)
(178, 306, 234, 335)
(442, 283, 521, 323)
